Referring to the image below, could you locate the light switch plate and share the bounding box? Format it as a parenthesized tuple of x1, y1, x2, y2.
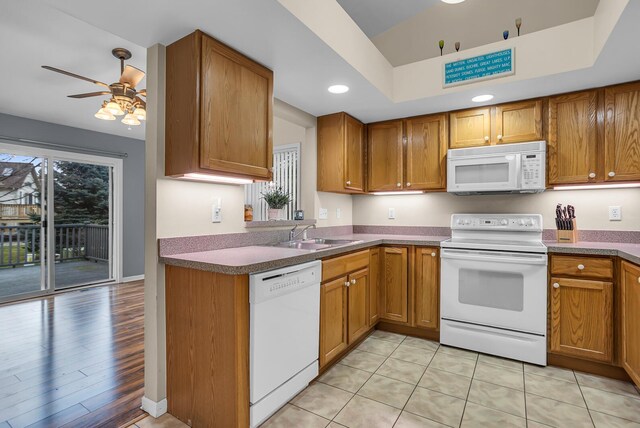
(336, 208, 341, 219)
(319, 208, 328, 220)
(609, 206, 622, 221)
(388, 208, 396, 219)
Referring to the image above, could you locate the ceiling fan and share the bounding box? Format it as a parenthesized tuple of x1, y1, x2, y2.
(42, 48, 146, 126)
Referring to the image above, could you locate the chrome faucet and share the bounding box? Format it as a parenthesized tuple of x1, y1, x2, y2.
(289, 224, 316, 241)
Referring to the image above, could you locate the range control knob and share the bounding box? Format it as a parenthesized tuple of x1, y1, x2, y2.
(464, 219, 471, 225)
(500, 219, 508, 226)
(456, 219, 463, 225)
(519, 219, 526, 226)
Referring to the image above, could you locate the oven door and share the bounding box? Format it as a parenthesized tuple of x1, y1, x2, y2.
(440, 248, 547, 334)
(447, 154, 520, 193)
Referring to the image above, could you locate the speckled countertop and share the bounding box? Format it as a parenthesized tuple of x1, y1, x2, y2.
(160, 233, 640, 275)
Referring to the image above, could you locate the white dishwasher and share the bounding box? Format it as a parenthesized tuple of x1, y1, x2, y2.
(249, 260, 321, 427)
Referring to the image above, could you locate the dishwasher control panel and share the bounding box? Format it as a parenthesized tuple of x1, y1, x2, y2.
(250, 260, 321, 304)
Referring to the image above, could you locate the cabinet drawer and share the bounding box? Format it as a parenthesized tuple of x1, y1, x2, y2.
(551, 255, 613, 279)
(322, 250, 369, 282)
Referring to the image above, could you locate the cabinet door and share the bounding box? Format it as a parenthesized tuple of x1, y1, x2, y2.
(345, 115, 365, 192)
(405, 114, 448, 190)
(415, 248, 439, 330)
(494, 100, 543, 144)
(368, 248, 381, 326)
(320, 277, 348, 367)
(622, 261, 640, 386)
(367, 121, 404, 191)
(449, 108, 491, 148)
(550, 277, 613, 362)
(380, 247, 408, 323)
(548, 91, 598, 185)
(348, 268, 370, 343)
(604, 83, 640, 182)
(200, 34, 273, 178)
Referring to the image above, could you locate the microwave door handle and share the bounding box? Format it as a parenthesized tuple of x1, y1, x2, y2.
(441, 249, 547, 265)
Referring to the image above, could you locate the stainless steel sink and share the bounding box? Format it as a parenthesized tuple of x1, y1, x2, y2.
(266, 238, 361, 251)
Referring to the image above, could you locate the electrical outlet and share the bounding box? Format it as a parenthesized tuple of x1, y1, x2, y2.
(336, 208, 341, 219)
(319, 208, 328, 220)
(609, 206, 622, 221)
(388, 208, 396, 219)
(212, 206, 222, 223)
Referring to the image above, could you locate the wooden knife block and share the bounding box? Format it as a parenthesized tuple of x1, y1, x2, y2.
(557, 219, 578, 243)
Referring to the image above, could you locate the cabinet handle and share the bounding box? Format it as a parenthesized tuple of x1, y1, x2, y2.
(406, 182, 411, 187)
(553, 282, 560, 289)
(351, 278, 357, 285)
(346, 180, 351, 186)
(431, 252, 436, 257)
(484, 136, 490, 142)
(608, 171, 616, 177)
(396, 183, 401, 188)
(344, 281, 350, 287)
(497, 134, 503, 140)
(588, 172, 596, 179)
(637, 277, 640, 284)
(577, 264, 585, 270)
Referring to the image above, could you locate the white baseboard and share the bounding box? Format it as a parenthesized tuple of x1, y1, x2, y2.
(122, 274, 145, 283)
(141, 396, 167, 418)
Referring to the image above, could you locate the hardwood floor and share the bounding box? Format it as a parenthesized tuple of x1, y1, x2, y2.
(0, 281, 145, 428)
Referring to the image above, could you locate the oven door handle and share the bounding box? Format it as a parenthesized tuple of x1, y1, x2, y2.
(440, 249, 548, 265)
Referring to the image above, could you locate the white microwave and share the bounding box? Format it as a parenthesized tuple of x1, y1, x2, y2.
(447, 141, 546, 195)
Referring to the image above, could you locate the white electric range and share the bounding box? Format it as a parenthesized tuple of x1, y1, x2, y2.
(440, 214, 548, 365)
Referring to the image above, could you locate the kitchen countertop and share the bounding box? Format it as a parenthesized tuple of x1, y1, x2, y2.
(160, 234, 640, 275)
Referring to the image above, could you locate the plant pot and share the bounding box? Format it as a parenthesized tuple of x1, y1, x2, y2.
(268, 208, 284, 220)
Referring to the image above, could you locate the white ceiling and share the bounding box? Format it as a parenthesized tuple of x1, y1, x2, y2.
(371, 0, 600, 65)
(0, 2, 146, 140)
(1, 0, 639, 137)
(336, 0, 439, 38)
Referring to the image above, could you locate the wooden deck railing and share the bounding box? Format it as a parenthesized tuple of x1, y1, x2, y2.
(0, 224, 109, 268)
(0, 204, 41, 220)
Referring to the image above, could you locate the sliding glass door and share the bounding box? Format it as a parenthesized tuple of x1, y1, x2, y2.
(0, 143, 121, 303)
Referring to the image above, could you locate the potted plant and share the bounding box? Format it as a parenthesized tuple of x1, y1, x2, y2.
(261, 186, 290, 220)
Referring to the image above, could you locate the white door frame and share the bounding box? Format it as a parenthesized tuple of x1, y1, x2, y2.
(0, 142, 124, 301)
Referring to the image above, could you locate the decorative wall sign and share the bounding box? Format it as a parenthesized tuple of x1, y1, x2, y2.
(443, 47, 515, 88)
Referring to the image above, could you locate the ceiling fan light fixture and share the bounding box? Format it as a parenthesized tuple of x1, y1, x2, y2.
(94, 108, 115, 121)
(122, 113, 141, 126)
(106, 101, 125, 116)
(133, 107, 147, 121)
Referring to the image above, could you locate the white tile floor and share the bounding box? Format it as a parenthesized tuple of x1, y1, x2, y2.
(262, 330, 640, 428)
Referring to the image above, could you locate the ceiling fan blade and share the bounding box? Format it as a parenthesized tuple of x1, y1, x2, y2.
(120, 65, 145, 88)
(137, 89, 146, 97)
(42, 65, 110, 88)
(67, 91, 112, 99)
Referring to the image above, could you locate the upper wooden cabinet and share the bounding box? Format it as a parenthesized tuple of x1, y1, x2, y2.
(317, 112, 365, 193)
(380, 247, 408, 324)
(449, 107, 491, 148)
(548, 91, 598, 185)
(449, 100, 542, 149)
(166, 30, 273, 180)
(621, 261, 640, 386)
(494, 100, 543, 144)
(605, 82, 640, 182)
(405, 114, 448, 190)
(367, 120, 404, 191)
(414, 248, 440, 330)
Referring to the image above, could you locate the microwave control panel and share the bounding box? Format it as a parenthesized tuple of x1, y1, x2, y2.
(521, 153, 544, 189)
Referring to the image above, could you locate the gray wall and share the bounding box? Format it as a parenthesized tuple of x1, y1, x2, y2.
(0, 113, 145, 278)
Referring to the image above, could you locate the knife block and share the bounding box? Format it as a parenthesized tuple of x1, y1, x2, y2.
(557, 220, 578, 243)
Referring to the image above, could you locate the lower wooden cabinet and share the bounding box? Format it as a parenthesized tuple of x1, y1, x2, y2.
(380, 247, 408, 323)
(368, 248, 381, 326)
(621, 261, 640, 385)
(347, 268, 370, 343)
(319, 276, 348, 367)
(415, 248, 440, 330)
(550, 276, 613, 362)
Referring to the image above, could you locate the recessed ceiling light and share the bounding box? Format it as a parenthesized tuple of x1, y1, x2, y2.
(328, 85, 349, 94)
(441, 0, 465, 3)
(472, 94, 494, 103)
